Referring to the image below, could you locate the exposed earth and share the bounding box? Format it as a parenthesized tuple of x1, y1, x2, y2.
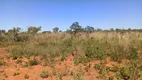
(0, 48, 121, 80)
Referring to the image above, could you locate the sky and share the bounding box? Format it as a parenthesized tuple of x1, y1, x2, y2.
(0, 0, 142, 31)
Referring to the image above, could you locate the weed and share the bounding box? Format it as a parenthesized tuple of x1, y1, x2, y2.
(24, 74, 29, 79)
(110, 65, 120, 72)
(107, 59, 142, 80)
(40, 70, 48, 78)
(52, 68, 57, 76)
(94, 64, 102, 70)
(58, 74, 63, 80)
(0, 70, 4, 73)
(28, 58, 38, 66)
(60, 55, 66, 61)
(128, 47, 139, 60)
(74, 56, 90, 65)
(21, 62, 28, 67)
(84, 63, 91, 72)
(15, 59, 22, 64)
(0, 61, 6, 66)
(70, 71, 74, 76)
(73, 72, 78, 80)
(100, 60, 107, 65)
(3, 29, 142, 79)
(12, 72, 20, 76)
(0, 56, 4, 60)
(77, 71, 83, 80)
(108, 75, 114, 80)
(6, 55, 11, 59)
(3, 73, 8, 78)
(2, 78, 5, 80)
(73, 71, 83, 80)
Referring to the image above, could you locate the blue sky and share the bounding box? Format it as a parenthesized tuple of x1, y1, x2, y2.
(0, 0, 142, 31)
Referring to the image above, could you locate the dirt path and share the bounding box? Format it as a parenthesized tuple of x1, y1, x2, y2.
(0, 49, 100, 80)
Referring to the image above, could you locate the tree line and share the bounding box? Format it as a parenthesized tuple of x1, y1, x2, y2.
(0, 22, 142, 42)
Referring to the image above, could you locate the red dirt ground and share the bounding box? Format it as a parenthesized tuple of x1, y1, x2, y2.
(0, 49, 101, 80)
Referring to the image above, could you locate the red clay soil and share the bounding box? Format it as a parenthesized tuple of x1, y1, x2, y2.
(0, 49, 100, 80)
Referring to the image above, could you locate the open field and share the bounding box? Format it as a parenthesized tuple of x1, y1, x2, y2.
(0, 0, 141, 79)
(1, 29, 142, 80)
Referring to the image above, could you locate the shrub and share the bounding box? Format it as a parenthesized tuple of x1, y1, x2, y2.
(52, 68, 57, 76)
(0, 56, 4, 60)
(72, 71, 83, 80)
(12, 72, 20, 76)
(6, 55, 11, 59)
(110, 65, 120, 72)
(128, 47, 139, 60)
(83, 39, 107, 60)
(3, 73, 8, 78)
(58, 74, 63, 80)
(15, 59, 22, 64)
(28, 58, 38, 66)
(40, 70, 48, 78)
(84, 63, 91, 72)
(108, 59, 142, 80)
(74, 56, 90, 65)
(94, 64, 102, 70)
(0, 61, 6, 66)
(24, 74, 29, 79)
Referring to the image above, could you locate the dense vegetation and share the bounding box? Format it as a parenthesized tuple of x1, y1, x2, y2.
(1, 22, 142, 80)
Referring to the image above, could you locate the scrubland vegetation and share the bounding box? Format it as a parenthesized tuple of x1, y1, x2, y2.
(1, 22, 142, 80)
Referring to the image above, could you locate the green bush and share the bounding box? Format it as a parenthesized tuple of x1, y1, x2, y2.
(128, 47, 139, 60)
(83, 39, 107, 60)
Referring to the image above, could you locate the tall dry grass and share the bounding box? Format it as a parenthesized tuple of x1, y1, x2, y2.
(7, 31, 142, 62)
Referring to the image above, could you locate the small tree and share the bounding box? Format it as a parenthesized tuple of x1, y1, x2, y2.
(7, 27, 21, 42)
(28, 26, 41, 35)
(42, 31, 51, 34)
(53, 27, 59, 33)
(85, 26, 94, 33)
(0, 30, 6, 41)
(115, 28, 121, 32)
(59, 30, 62, 32)
(96, 28, 102, 31)
(0, 30, 6, 36)
(70, 22, 83, 35)
(110, 28, 114, 31)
